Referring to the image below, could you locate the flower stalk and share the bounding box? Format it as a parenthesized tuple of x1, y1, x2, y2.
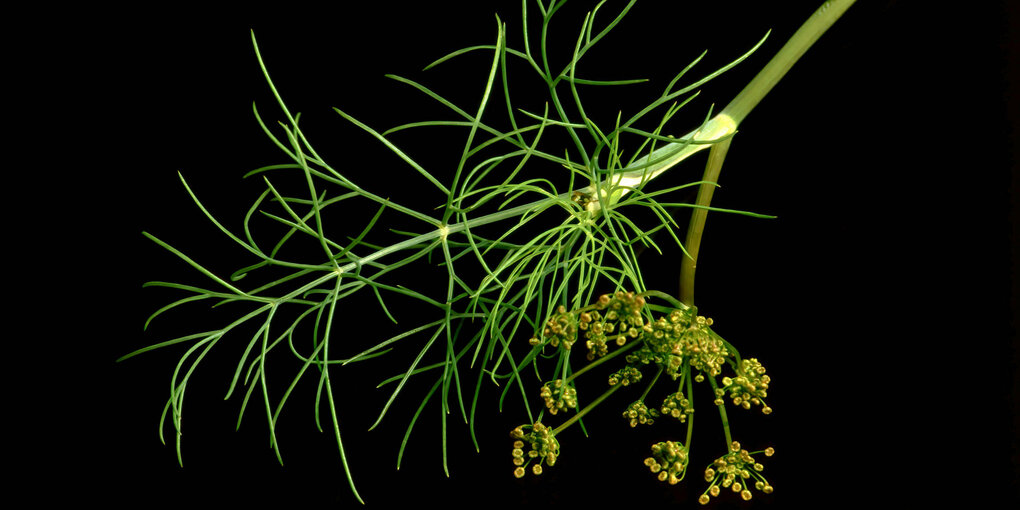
(552, 384, 622, 435)
(708, 375, 733, 448)
(680, 0, 857, 306)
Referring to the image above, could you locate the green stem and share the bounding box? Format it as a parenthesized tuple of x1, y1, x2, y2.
(679, 0, 856, 306)
(640, 367, 662, 402)
(679, 137, 731, 306)
(707, 376, 732, 449)
(552, 384, 621, 435)
(639, 290, 689, 311)
(721, 0, 858, 126)
(563, 338, 639, 384)
(684, 365, 694, 447)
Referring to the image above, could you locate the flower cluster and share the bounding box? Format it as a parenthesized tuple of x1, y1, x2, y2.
(644, 440, 689, 485)
(629, 308, 730, 380)
(582, 291, 646, 360)
(539, 379, 577, 415)
(531, 291, 647, 359)
(721, 358, 771, 414)
(535, 305, 579, 350)
(699, 442, 773, 504)
(600, 290, 646, 330)
(510, 422, 560, 478)
(683, 315, 730, 377)
(660, 391, 694, 423)
(608, 366, 643, 386)
(639, 309, 690, 369)
(517, 290, 775, 507)
(623, 400, 660, 427)
(579, 309, 614, 359)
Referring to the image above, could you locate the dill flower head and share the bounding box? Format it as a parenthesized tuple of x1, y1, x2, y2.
(699, 442, 774, 504)
(634, 306, 729, 379)
(539, 379, 577, 415)
(608, 366, 643, 386)
(644, 440, 689, 485)
(660, 391, 694, 422)
(623, 400, 660, 427)
(510, 422, 560, 477)
(542, 305, 579, 350)
(721, 358, 771, 413)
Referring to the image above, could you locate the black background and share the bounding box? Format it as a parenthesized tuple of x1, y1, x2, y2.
(30, 1, 1017, 508)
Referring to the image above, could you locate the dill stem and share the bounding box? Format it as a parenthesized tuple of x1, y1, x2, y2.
(640, 367, 663, 402)
(679, 0, 856, 306)
(679, 137, 731, 306)
(552, 384, 622, 436)
(563, 339, 639, 384)
(708, 376, 733, 449)
(717, 399, 732, 448)
(722, 0, 858, 126)
(684, 366, 694, 447)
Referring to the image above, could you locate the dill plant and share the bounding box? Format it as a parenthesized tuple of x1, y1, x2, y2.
(127, 0, 856, 504)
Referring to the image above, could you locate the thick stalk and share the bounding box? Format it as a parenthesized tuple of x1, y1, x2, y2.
(679, 138, 731, 305)
(722, 0, 858, 126)
(679, 0, 856, 306)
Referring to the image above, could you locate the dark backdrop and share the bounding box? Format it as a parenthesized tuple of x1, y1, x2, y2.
(44, 1, 1016, 508)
